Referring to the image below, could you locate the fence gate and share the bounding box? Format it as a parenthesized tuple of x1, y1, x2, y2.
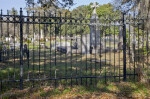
(0, 8, 149, 91)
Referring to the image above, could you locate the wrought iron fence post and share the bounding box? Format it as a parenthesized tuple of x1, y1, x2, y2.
(0, 10, 2, 62)
(20, 8, 23, 90)
(0, 9, 2, 91)
(123, 12, 126, 81)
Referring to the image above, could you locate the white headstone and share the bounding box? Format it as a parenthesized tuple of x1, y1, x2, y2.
(41, 30, 43, 39)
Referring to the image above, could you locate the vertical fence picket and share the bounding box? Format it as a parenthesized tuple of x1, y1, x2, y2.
(123, 12, 126, 81)
(114, 15, 116, 82)
(54, 10, 57, 88)
(146, 15, 149, 75)
(19, 8, 23, 90)
(49, 12, 52, 86)
(65, 12, 67, 87)
(128, 14, 131, 79)
(0, 9, 3, 91)
(118, 16, 121, 82)
(142, 16, 145, 68)
(32, 10, 35, 88)
(43, 10, 46, 83)
(99, 15, 102, 78)
(104, 15, 107, 84)
(7, 10, 10, 89)
(27, 11, 30, 80)
(38, 12, 41, 86)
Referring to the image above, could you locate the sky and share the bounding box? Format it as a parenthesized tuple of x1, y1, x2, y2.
(0, 0, 112, 14)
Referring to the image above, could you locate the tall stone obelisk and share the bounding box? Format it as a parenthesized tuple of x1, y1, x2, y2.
(89, 2, 101, 54)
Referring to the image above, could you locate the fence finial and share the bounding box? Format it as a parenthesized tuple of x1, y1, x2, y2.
(0, 9, 2, 15)
(20, 8, 22, 11)
(7, 10, 9, 15)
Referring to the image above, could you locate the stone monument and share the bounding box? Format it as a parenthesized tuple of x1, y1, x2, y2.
(89, 2, 101, 54)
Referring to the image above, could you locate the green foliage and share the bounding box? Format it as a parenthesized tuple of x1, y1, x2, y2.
(26, 0, 74, 9)
(10, 7, 18, 15)
(27, 40, 31, 43)
(97, 3, 113, 16)
(143, 45, 150, 55)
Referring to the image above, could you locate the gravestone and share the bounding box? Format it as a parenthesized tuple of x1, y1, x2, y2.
(41, 30, 43, 39)
(3, 45, 7, 53)
(76, 34, 90, 54)
(23, 44, 29, 59)
(56, 41, 71, 54)
(10, 46, 15, 52)
(89, 2, 101, 54)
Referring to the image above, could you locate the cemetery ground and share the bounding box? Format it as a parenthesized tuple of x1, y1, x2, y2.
(0, 43, 150, 98)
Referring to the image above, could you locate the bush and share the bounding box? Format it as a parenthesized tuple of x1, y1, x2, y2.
(27, 40, 31, 43)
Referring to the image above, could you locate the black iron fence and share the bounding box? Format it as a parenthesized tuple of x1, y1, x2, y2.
(0, 8, 149, 91)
